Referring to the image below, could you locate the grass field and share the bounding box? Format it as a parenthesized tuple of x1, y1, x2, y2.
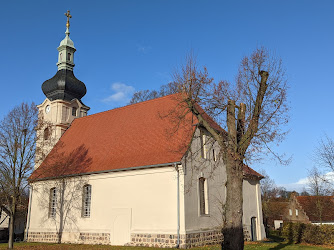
(0, 241, 333, 250)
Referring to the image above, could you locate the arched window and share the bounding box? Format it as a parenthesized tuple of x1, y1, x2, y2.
(44, 127, 50, 140)
(67, 53, 71, 61)
(49, 188, 57, 218)
(199, 177, 209, 215)
(72, 107, 77, 116)
(82, 184, 92, 217)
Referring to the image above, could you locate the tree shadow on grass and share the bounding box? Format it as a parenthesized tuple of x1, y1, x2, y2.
(268, 242, 292, 250)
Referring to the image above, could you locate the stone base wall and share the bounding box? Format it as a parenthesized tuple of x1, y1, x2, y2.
(27, 232, 110, 245)
(243, 226, 251, 241)
(127, 230, 223, 249)
(78, 232, 110, 244)
(28, 228, 249, 247)
(27, 232, 59, 243)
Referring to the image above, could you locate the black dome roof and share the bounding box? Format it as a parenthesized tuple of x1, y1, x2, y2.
(42, 69, 87, 102)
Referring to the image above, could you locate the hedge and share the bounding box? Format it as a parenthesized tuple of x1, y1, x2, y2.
(282, 222, 334, 245)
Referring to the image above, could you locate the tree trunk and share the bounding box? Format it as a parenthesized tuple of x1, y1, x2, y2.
(8, 199, 16, 249)
(222, 156, 244, 250)
(222, 100, 244, 250)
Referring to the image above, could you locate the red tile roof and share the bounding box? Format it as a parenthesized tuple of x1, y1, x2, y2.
(296, 196, 334, 222)
(243, 165, 264, 179)
(30, 94, 262, 180)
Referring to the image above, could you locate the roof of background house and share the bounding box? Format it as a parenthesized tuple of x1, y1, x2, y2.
(30, 94, 262, 181)
(296, 196, 334, 222)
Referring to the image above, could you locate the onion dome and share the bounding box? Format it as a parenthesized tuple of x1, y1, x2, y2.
(42, 10, 87, 102)
(42, 69, 86, 101)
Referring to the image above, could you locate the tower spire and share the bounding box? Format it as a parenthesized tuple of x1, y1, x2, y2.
(65, 10, 72, 28)
(65, 10, 72, 36)
(41, 10, 87, 102)
(56, 10, 75, 71)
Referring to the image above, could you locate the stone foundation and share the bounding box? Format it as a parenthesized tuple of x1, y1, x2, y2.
(28, 228, 249, 247)
(127, 230, 223, 248)
(78, 232, 110, 244)
(27, 232, 59, 243)
(243, 226, 251, 241)
(27, 232, 110, 244)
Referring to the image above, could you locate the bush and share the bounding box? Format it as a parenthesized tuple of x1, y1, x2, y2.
(282, 222, 334, 245)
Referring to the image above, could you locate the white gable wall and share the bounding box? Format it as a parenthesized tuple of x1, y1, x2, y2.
(0, 209, 9, 230)
(181, 128, 265, 243)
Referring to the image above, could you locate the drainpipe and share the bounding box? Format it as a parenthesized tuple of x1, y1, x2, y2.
(25, 185, 33, 241)
(174, 163, 180, 248)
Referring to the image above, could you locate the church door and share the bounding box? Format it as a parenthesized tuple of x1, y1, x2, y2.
(251, 217, 257, 241)
(110, 208, 132, 245)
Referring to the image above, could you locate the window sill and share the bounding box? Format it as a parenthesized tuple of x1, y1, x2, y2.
(199, 214, 210, 217)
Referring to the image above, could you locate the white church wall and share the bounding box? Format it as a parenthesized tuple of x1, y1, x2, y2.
(181, 128, 225, 246)
(181, 127, 265, 243)
(27, 166, 179, 245)
(242, 179, 266, 240)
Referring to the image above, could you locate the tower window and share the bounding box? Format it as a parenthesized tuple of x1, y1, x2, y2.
(67, 53, 71, 61)
(44, 128, 50, 140)
(72, 107, 77, 116)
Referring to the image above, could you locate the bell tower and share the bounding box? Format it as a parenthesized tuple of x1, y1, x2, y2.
(36, 11, 90, 168)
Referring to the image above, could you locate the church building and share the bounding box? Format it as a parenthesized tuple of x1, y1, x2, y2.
(26, 12, 265, 248)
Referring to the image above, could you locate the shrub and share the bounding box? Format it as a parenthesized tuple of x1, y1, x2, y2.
(282, 222, 334, 245)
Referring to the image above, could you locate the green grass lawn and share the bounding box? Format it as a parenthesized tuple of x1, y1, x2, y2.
(0, 242, 333, 250)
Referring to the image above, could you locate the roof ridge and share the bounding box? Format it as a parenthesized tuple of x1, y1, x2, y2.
(76, 93, 181, 121)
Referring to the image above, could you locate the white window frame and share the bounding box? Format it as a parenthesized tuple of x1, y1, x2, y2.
(212, 148, 217, 161)
(199, 177, 209, 216)
(82, 184, 92, 218)
(49, 187, 57, 218)
(200, 130, 207, 159)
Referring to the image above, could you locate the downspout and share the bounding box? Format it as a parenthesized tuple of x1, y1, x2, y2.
(174, 163, 180, 248)
(25, 185, 33, 241)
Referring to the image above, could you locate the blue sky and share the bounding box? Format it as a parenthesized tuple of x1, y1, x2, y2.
(1, 0, 334, 190)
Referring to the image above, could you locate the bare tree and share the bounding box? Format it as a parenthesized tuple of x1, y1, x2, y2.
(129, 82, 180, 104)
(315, 135, 334, 171)
(132, 48, 289, 249)
(306, 166, 333, 224)
(30, 143, 92, 243)
(0, 103, 38, 248)
(311, 135, 334, 195)
(307, 166, 332, 196)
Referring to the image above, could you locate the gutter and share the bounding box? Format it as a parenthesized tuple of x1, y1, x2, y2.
(24, 185, 33, 241)
(30, 161, 182, 182)
(174, 163, 180, 248)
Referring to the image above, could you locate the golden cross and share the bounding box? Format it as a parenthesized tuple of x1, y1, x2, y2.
(65, 10, 72, 28)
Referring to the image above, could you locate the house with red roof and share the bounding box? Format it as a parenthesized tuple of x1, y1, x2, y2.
(25, 15, 265, 248)
(286, 194, 334, 225)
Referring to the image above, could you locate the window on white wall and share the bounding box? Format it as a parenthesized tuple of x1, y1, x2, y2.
(200, 131, 207, 159)
(49, 187, 57, 218)
(296, 209, 298, 216)
(213, 149, 217, 161)
(199, 177, 209, 215)
(82, 184, 92, 217)
(289, 209, 292, 216)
